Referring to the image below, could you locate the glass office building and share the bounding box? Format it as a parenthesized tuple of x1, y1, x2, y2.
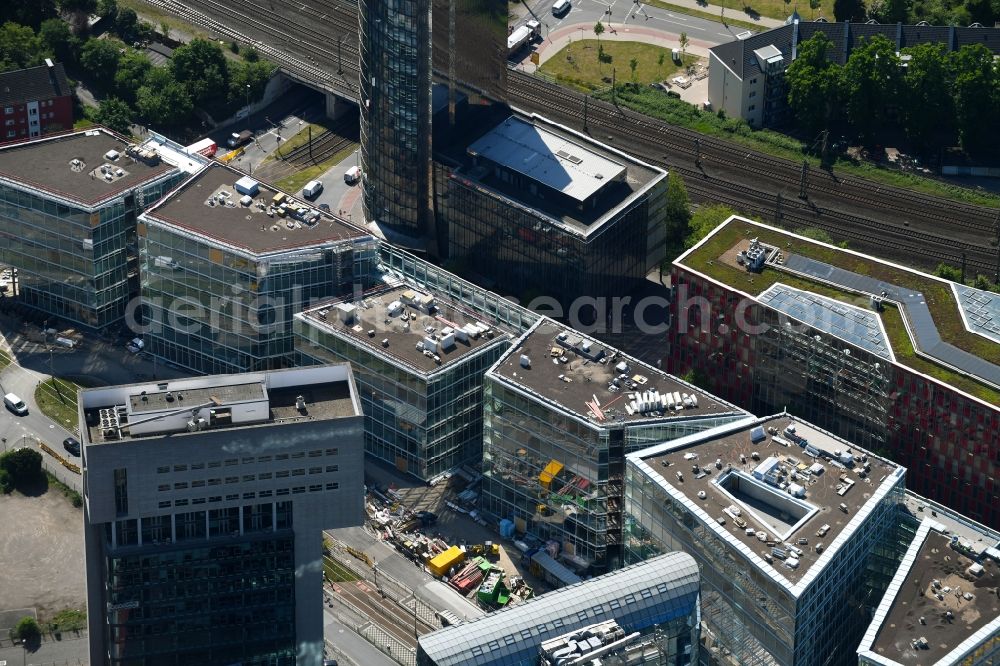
(417, 552, 701, 666)
(857, 499, 1000, 666)
(0, 128, 186, 330)
(138, 163, 376, 375)
(625, 415, 906, 666)
(359, 0, 507, 252)
(441, 113, 667, 307)
(482, 319, 748, 572)
(81, 365, 365, 666)
(294, 282, 516, 480)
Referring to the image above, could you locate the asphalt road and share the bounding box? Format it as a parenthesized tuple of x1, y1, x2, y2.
(519, 0, 752, 47)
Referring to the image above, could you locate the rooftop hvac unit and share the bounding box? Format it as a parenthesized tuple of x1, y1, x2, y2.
(382, 338, 389, 347)
(187, 420, 198, 432)
(519, 354, 531, 368)
(295, 395, 306, 411)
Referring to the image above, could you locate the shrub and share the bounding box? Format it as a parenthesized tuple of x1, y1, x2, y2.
(15, 617, 41, 644)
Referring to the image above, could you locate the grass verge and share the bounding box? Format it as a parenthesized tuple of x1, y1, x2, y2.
(47, 608, 86, 634)
(0, 347, 11, 372)
(45, 472, 83, 509)
(594, 84, 1000, 208)
(262, 123, 329, 165)
(323, 554, 361, 583)
(540, 40, 692, 90)
(274, 143, 358, 193)
(34, 378, 82, 432)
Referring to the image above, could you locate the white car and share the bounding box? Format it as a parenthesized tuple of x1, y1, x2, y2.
(126, 337, 144, 354)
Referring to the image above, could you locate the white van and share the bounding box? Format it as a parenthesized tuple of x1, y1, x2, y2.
(552, 0, 571, 16)
(344, 166, 361, 185)
(4, 393, 28, 415)
(303, 180, 324, 199)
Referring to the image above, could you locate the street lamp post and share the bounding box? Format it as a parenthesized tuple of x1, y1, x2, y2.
(245, 83, 251, 118)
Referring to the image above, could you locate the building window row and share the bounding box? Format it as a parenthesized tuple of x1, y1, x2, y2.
(155, 448, 340, 475)
(154, 483, 337, 509)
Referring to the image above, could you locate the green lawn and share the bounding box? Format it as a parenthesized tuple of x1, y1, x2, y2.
(34, 378, 82, 431)
(48, 608, 86, 634)
(274, 143, 358, 194)
(323, 555, 361, 583)
(682, 219, 1000, 404)
(540, 40, 694, 91)
(262, 123, 329, 165)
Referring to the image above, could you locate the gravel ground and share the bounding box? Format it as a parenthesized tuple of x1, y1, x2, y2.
(0, 490, 86, 624)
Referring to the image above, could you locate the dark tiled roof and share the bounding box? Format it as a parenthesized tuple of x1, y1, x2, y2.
(0, 62, 71, 106)
(711, 21, 1000, 80)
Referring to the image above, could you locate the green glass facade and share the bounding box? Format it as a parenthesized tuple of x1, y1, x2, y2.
(138, 218, 377, 375)
(0, 173, 182, 330)
(481, 378, 746, 571)
(295, 311, 510, 480)
(102, 503, 297, 665)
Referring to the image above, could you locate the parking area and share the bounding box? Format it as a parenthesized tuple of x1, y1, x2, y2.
(0, 490, 86, 625)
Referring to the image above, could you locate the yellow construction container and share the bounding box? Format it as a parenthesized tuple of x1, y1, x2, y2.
(539, 459, 564, 489)
(428, 545, 465, 577)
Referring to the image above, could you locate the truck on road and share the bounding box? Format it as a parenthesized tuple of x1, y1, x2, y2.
(227, 130, 253, 148)
(507, 20, 541, 56)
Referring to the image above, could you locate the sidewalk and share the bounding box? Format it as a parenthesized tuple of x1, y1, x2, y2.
(646, 0, 785, 28)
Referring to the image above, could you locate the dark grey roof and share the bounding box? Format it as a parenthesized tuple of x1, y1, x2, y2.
(782, 254, 1000, 389)
(0, 62, 71, 106)
(710, 21, 1000, 81)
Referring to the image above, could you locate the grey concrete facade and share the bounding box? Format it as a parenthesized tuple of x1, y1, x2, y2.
(81, 365, 365, 666)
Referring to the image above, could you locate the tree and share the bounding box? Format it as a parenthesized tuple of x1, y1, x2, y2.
(679, 32, 689, 63)
(171, 38, 230, 108)
(244, 46, 259, 62)
(114, 7, 140, 42)
(841, 35, 900, 143)
(833, 0, 866, 20)
(685, 204, 735, 249)
(935, 263, 962, 282)
(40, 18, 78, 64)
(0, 468, 11, 494)
(80, 38, 122, 84)
(808, 0, 822, 18)
(94, 97, 134, 134)
(664, 172, 692, 244)
(113, 49, 151, 103)
(136, 69, 193, 127)
(0, 448, 43, 487)
(951, 44, 999, 155)
(785, 32, 842, 136)
(97, 0, 118, 19)
(1, 2, 58, 31)
(59, 0, 98, 32)
(228, 59, 274, 108)
(629, 57, 638, 81)
(593, 20, 605, 47)
(0, 21, 49, 70)
(899, 43, 953, 152)
(14, 617, 41, 645)
(972, 274, 996, 291)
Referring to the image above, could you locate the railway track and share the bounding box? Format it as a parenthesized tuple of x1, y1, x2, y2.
(141, 0, 1000, 272)
(507, 72, 998, 274)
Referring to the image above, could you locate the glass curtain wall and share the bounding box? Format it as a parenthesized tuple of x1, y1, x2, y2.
(0, 175, 181, 330)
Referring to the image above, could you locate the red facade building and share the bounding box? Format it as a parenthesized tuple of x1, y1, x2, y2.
(669, 216, 1000, 529)
(1, 60, 74, 142)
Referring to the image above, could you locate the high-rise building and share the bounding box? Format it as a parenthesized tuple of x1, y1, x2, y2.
(669, 215, 1000, 528)
(137, 162, 377, 374)
(294, 281, 516, 480)
(857, 504, 1000, 666)
(482, 318, 749, 571)
(358, 0, 507, 251)
(625, 413, 907, 666)
(416, 552, 701, 666)
(81, 365, 365, 666)
(0, 128, 190, 330)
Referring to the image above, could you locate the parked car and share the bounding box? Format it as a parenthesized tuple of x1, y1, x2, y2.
(4, 392, 27, 415)
(344, 166, 361, 185)
(126, 337, 144, 354)
(63, 437, 81, 456)
(303, 180, 324, 199)
(227, 130, 253, 148)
